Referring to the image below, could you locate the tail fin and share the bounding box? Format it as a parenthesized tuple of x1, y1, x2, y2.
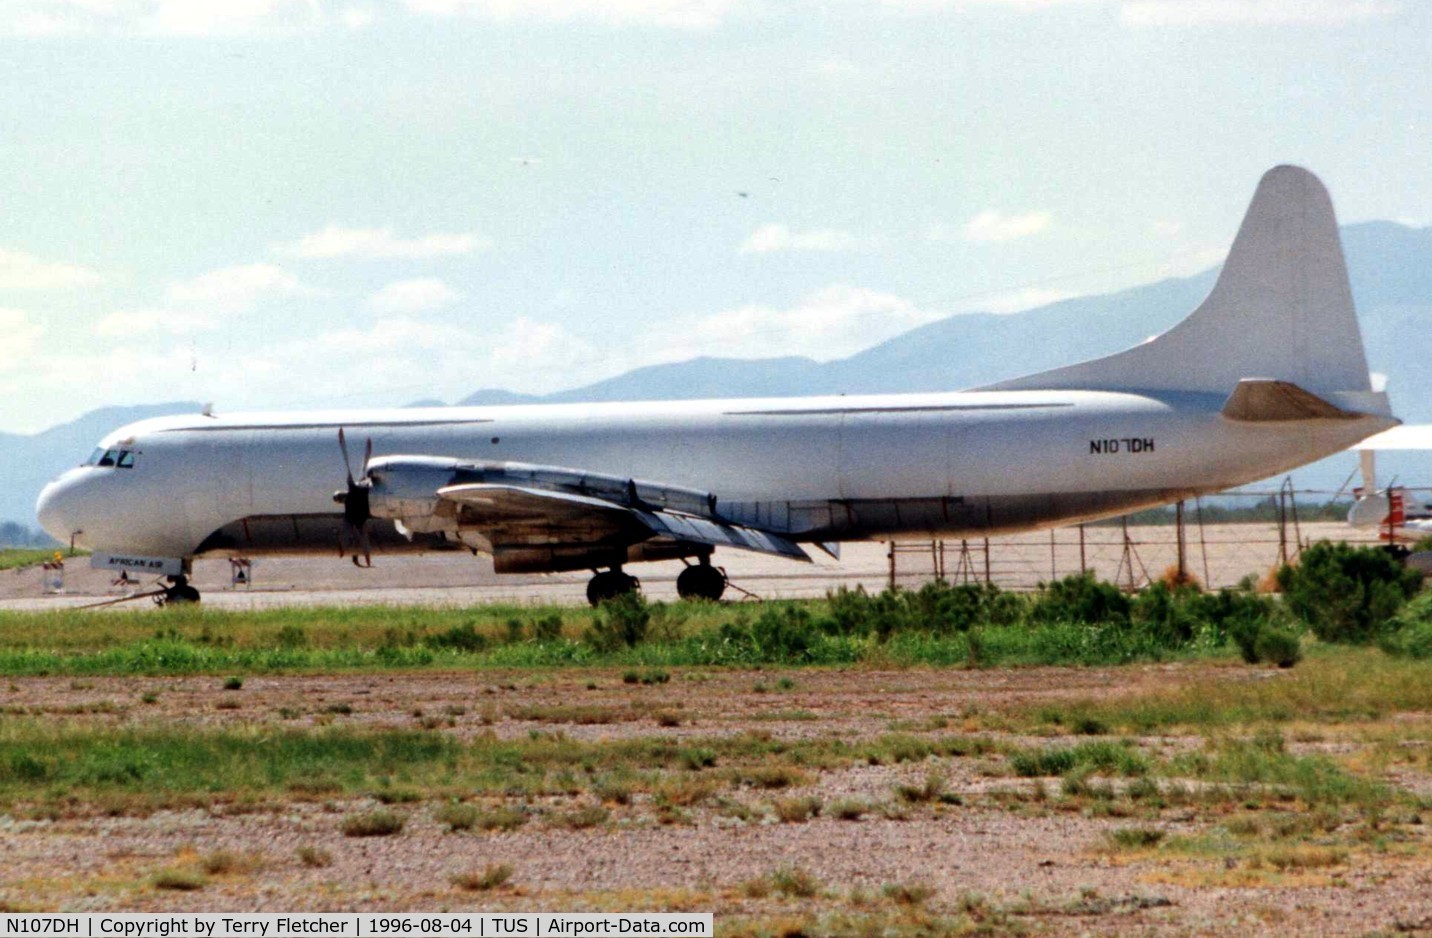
(981, 165, 1374, 397)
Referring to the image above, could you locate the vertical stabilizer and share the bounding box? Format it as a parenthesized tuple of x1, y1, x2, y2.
(981, 166, 1373, 396)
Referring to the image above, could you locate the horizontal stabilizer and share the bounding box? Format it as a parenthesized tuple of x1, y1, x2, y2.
(1221, 379, 1360, 422)
(1353, 424, 1432, 451)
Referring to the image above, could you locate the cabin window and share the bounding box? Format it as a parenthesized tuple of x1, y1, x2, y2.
(117, 451, 135, 468)
(97, 449, 117, 467)
(86, 447, 105, 466)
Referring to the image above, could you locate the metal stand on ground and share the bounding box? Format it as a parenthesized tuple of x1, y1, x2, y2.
(1175, 500, 1187, 584)
(1276, 477, 1305, 566)
(952, 539, 987, 584)
(1114, 515, 1151, 592)
(1195, 496, 1211, 587)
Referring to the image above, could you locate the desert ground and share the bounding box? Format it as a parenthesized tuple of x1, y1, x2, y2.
(1, 521, 1427, 935)
(1, 659, 1430, 935)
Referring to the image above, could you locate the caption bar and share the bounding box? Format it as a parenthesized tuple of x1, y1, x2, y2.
(0, 915, 713, 938)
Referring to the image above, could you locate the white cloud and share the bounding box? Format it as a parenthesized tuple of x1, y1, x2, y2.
(954, 210, 1054, 243)
(1151, 219, 1183, 237)
(340, 6, 376, 28)
(2, 0, 323, 36)
(0, 309, 43, 373)
(652, 285, 944, 363)
(367, 278, 463, 314)
(739, 224, 866, 254)
(398, 0, 739, 29)
(93, 309, 216, 337)
(165, 263, 307, 313)
(276, 225, 489, 260)
(1121, 0, 1398, 25)
(0, 247, 102, 291)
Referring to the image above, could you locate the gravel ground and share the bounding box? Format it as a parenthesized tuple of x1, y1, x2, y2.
(2, 663, 1431, 935)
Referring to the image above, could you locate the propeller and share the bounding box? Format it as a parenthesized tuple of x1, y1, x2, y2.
(333, 428, 374, 567)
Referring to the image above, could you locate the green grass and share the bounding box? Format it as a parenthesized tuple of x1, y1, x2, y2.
(0, 598, 1242, 676)
(0, 548, 81, 572)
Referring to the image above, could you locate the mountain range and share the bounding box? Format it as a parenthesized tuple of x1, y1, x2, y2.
(4, 220, 1428, 534)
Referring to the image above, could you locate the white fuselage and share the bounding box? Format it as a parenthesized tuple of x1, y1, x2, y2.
(36, 388, 1393, 562)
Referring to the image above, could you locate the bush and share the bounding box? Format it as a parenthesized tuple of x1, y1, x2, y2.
(1030, 573, 1130, 626)
(532, 613, 564, 642)
(825, 581, 1026, 640)
(750, 605, 816, 661)
(1277, 542, 1423, 644)
(1130, 582, 1199, 646)
(585, 593, 651, 651)
(340, 809, 405, 837)
(425, 622, 488, 653)
(1380, 592, 1432, 659)
(1253, 625, 1303, 668)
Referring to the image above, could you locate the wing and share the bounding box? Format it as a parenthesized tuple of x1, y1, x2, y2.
(437, 482, 810, 563)
(362, 456, 811, 572)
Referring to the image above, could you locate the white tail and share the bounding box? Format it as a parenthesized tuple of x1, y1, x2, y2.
(982, 165, 1374, 397)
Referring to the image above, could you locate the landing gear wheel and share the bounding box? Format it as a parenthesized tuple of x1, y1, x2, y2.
(156, 575, 201, 606)
(587, 569, 640, 606)
(677, 563, 727, 602)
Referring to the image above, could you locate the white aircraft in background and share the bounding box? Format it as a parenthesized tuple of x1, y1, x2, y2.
(37, 165, 1398, 605)
(1347, 425, 1432, 539)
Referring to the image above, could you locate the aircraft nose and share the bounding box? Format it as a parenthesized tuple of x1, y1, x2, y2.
(36, 471, 88, 546)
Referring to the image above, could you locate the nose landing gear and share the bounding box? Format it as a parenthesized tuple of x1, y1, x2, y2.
(156, 574, 201, 605)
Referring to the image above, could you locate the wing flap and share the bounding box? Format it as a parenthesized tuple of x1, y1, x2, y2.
(435, 482, 809, 562)
(636, 511, 810, 562)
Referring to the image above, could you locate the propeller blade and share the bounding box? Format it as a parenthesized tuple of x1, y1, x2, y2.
(363, 437, 373, 476)
(338, 428, 355, 486)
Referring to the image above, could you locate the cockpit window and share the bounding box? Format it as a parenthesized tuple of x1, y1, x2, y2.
(87, 447, 136, 468)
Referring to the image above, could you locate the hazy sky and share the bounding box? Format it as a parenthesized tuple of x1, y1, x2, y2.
(1, 0, 1428, 433)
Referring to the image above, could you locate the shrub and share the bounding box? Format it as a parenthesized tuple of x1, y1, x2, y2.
(1380, 592, 1432, 659)
(451, 863, 513, 892)
(1130, 582, 1199, 646)
(585, 593, 651, 651)
(1107, 826, 1165, 849)
(435, 803, 479, 831)
(275, 625, 308, 649)
(151, 869, 206, 891)
(425, 622, 488, 653)
(773, 796, 822, 822)
(750, 605, 816, 661)
(829, 799, 870, 820)
(551, 806, 609, 830)
(296, 846, 332, 868)
(1253, 625, 1303, 668)
(532, 613, 564, 642)
(1277, 541, 1423, 644)
(222, 676, 243, 691)
(1030, 573, 1130, 626)
(340, 810, 405, 837)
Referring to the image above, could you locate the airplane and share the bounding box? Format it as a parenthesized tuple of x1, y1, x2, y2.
(1347, 424, 1432, 539)
(36, 165, 1398, 606)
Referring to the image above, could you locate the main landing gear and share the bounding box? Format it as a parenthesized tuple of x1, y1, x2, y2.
(676, 557, 727, 602)
(587, 567, 640, 606)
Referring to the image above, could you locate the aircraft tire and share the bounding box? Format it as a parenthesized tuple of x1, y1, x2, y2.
(676, 563, 726, 602)
(587, 570, 640, 606)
